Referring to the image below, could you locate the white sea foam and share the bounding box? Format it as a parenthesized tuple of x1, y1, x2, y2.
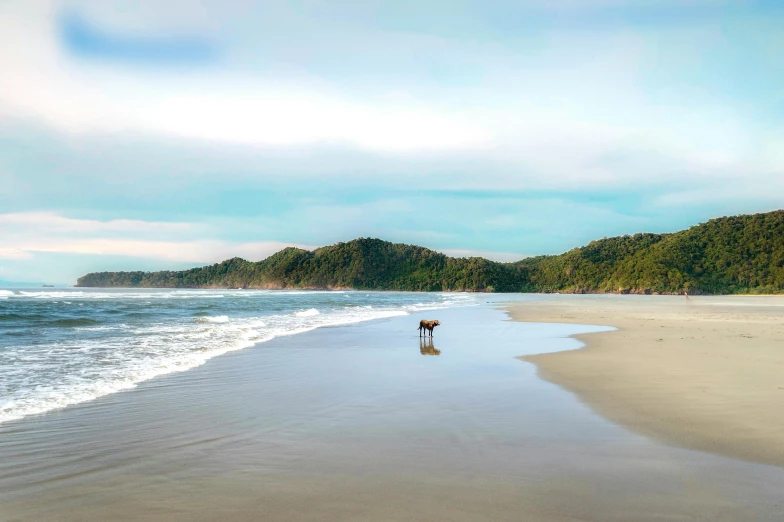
(10, 290, 229, 300)
(195, 315, 230, 323)
(0, 307, 409, 424)
(0, 291, 477, 425)
(277, 290, 347, 295)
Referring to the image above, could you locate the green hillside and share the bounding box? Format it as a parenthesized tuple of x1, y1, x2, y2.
(76, 210, 784, 294)
(77, 239, 526, 292)
(521, 210, 784, 294)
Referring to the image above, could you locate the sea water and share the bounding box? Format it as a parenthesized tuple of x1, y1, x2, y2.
(0, 288, 476, 424)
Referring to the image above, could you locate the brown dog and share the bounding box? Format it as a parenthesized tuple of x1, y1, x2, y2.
(417, 319, 440, 337)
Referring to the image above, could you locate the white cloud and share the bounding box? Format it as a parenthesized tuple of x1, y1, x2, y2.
(0, 0, 771, 190)
(0, 2, 491, 153)
(0, 248, 35, 260)
(1, 0, 782, 246)
(0, 208, 521, 266)
(0, 212, 193, 234)
(13, 238, 311, 263)
(133, 88, 491, 152)
(654, 180, 784, 207)
(0, 211, 313, 263)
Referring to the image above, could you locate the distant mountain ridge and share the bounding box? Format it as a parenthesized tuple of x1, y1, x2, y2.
(77, 210, 784, 294)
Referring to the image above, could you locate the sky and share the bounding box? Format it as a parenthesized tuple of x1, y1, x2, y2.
(1, 0, 783, 284)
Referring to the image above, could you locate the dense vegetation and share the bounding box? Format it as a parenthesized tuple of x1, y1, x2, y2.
(77, 210, 784, 294)
(77, 240, 526, 292)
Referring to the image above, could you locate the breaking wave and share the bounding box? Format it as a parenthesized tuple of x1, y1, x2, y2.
(0, 289, 477, 424)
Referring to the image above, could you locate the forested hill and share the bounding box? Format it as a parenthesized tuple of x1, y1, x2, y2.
(76, 210, 784, 294)
(77, 240, 525, 292)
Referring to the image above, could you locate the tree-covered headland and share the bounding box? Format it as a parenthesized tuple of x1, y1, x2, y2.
(77, 210, 784, 294)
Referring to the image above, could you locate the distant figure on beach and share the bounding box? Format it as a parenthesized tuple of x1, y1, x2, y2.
(684, 291, 691, 302)
(418, 319, 440, 337)
(419, 337, 441, 356)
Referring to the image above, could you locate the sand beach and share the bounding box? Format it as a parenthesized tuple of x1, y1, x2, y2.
(1, 298, 783, 521)
(510, 295, 784, 468)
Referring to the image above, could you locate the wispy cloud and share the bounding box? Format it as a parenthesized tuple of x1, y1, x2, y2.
(0, 212, 312, 263)
(1, 0, 772, 179)
(0, 4, 491, 153)
(0, 248, 34, 260)
(0, 212, 193, 234)
(6, 238, 310, 263)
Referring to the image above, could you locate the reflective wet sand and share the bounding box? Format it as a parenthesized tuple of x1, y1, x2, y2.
(1, 305, 783, 521)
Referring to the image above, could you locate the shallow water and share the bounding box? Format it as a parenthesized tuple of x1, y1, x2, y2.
(1, 298, 783, 521)
(0, 288, 471, 424)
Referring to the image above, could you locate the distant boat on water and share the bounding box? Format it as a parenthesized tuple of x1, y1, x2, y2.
(42, 285, 55, 287)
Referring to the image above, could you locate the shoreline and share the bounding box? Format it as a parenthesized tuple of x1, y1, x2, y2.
(67, 284, 784, 296)
(3, 302, 784, 521)
(506, 295, 784, 468)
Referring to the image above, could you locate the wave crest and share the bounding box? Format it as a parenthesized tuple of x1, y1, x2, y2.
(0, 292, 477, 425)
(195, 315, 229, 324)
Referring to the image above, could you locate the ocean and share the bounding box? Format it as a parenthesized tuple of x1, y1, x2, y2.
(0, 288, 475, 425)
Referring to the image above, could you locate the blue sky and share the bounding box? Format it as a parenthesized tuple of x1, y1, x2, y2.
(1, 0, 783, 284)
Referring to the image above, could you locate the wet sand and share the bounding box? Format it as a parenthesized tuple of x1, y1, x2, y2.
(510, 295, 784, 468)
(2, 302, 783, 521)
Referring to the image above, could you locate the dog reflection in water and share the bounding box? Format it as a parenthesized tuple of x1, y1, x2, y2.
(419, 337, 441, 356)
